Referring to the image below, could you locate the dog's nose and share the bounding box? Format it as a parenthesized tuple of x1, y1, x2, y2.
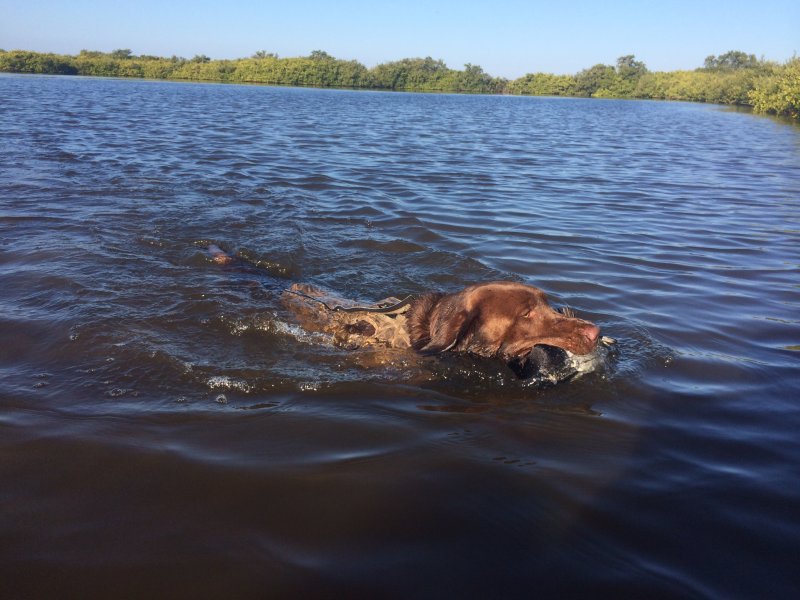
(583, 323, 601, 344)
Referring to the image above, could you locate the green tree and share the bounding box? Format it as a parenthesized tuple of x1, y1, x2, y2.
(573, 63, 617, 96)
(457, 63, 493, 92)
(616, 55, 647, 80)
(703, 50, 760, 71)
(309, 50, 333, 61)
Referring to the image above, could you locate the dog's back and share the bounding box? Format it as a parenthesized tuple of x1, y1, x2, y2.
(282, 283, 412, 350)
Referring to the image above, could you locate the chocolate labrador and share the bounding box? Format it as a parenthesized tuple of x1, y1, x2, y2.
(282, 280, 611, 383)
(210, 245, 612, 382)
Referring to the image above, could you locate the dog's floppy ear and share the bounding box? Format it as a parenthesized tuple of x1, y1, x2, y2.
(412, 293, 475, 355)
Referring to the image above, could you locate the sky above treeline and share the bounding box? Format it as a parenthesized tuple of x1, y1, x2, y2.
(1, 0, 797, 78)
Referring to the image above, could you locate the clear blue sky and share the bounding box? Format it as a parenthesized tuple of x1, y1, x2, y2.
(1, 0, 797, 77)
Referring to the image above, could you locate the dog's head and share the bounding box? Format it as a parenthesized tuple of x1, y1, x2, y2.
(408, 282, 600, 363)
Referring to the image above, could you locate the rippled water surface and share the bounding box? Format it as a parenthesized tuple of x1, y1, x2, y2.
(2, 74, 799, 598)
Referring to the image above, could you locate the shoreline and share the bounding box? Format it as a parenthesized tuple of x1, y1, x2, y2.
(1, 49, 797, 120)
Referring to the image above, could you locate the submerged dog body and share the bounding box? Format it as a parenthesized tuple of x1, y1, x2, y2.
(207, 243, 607, 382)
(283, 283, 414, 350)
(282, 280, 605, 381)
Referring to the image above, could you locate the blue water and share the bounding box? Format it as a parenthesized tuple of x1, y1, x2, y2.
(1, 73, 799, 598)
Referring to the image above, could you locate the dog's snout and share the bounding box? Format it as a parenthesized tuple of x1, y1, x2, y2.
(583, 322, 601, 344)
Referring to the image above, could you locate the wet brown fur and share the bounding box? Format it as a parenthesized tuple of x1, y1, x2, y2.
(407, 281, 600, 359)
(284, 281, 600, 360)
(208, 246, 598, 361)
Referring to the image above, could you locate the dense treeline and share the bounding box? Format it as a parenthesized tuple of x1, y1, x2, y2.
(1, 48, 797, 119)
(506, 51, 800, 119)
(0, 48, 503, 93)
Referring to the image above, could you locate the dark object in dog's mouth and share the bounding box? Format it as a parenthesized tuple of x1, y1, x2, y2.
(507, 336, 617, 383)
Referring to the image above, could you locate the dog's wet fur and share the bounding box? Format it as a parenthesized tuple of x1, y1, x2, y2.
(210, 245, 605, 382)
(283, 281, 604, 382)
(407, 281, 600, 358)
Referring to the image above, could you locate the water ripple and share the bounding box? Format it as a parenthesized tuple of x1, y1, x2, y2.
(2, 74, 800, 598)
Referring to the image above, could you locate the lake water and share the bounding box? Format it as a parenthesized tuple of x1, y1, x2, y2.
(1, 73, 799, 598)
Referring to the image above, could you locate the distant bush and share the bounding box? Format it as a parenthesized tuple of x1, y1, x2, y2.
(505, 72, 576, 96)
(633, 68, 763, 105)
(0, 50, 76, 75)
(505, 51, 799, 119)
(749, 57, 800, 119)
(370, 57, 504, 92)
